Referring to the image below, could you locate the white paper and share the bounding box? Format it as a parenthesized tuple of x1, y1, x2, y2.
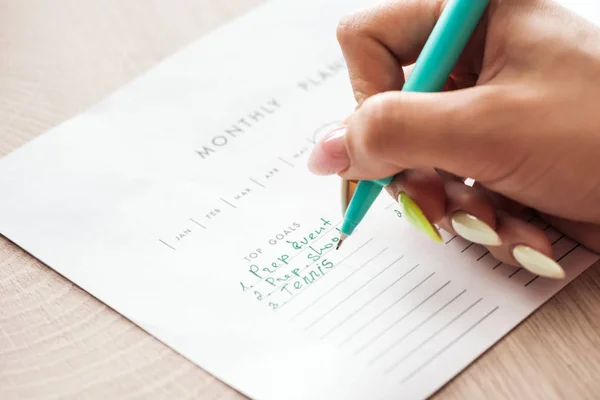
(0, 0, 598, 399)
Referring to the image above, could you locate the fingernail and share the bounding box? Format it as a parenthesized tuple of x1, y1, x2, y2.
(451, 211, 502, 246)
(512, 245, 565, 279)
(307, 126, 350, 175)
(398, 192, 442, 243)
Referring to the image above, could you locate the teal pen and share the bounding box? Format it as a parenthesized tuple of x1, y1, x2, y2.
(337, 0, 491, 249)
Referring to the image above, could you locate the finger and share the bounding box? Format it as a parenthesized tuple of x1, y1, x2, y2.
(539, 212, 600, 253)
(337, 86, 532, 183)
(337, 0, 484, 105)
(487, 212, 565, 279)
(472, 181, 528, 216)
(441, 180, 502, 246)
(336, 0, 445, 105)
(436, 169, 467, 183)
(385, 168, 446, 242)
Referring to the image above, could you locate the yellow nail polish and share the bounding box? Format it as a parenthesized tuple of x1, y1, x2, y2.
(398, 193, 442, 243)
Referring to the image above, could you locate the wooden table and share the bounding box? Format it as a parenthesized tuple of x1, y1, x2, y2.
(1, 1, 600, 398)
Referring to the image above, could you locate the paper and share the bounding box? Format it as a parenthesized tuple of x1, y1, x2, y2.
(0, 0, 598, 399)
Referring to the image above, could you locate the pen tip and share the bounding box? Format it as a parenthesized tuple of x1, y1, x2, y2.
(336, 233, 348, 250)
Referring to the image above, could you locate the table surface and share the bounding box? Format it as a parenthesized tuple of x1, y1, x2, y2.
(1, 0, 600, 399)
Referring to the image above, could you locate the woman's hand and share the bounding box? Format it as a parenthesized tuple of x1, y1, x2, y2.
(307, 0, 600, 278)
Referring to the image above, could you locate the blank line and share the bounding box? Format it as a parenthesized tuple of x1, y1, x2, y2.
(287, 239, 374, 319)
(387, 298, 483, 373)
(340, 272, 435, 348)
(220, 198, 237, 209)
(159, 239, 175, 251)
(322, 263, 419, 340)
(305, 248, 390, 330)
(189, 218, 207, 229)
(400, 306, 499, 383)
(477, 251, 489, 261)
(279, 157, 294, 167)
(461, 243, 474, 253)
(364, 281, 451, 362)
(445, 235, 458, 245)
(373, 289, 467, 368)
(249, 178, 266, 188)
(525, 244, 580, 287)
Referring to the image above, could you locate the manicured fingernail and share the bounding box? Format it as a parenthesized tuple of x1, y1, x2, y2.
(307, 126, 350, 176)
(451, 211, 502, 246)
(398, 192, 442, 243)
(512, 245, 565, 279)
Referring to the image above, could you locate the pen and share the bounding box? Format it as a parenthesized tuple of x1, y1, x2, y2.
(337, 0, 491, 249)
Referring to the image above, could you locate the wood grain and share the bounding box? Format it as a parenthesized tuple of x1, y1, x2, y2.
(1, 1, 600, 399)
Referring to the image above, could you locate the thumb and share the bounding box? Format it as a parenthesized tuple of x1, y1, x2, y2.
(308, 86, 526, 183)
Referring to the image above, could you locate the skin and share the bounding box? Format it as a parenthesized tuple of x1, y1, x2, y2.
(307, 0, 600, 270)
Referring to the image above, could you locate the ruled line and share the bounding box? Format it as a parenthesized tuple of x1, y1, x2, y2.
(461, 243, 474, 253)
(558, 244, 580, 261)
(400, 306, 499, 383)
(477, 251, 489, 261)
(371, 289, 466, 367)
(305, 248, 390, 330)
(339, 272, 435, 348)
(508, 268, 521, 278)
(279, 157, 294, 167)
(363, 281, 451, 362)
(249, 178, 266, 188)
(189, 218, 207, 229)
(492, 261, 503, 270)
(322, 263, 420, 340)
(385, 202, 396, 210)
(220, 198, 237, 209)
(159, 239, 175, 251)
(317, 256, 406, 338)
(386, 298, 483, 374)
(286, 239, 374, 318)
(524, 276, 537, 287)
(552, 235, 566, 245)
(445, 235, 458, 245)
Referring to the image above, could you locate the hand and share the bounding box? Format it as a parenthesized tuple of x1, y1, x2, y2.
(307, 0, 600, 278)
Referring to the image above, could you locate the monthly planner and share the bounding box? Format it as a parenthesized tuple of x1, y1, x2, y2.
(0, 0, 598, 399)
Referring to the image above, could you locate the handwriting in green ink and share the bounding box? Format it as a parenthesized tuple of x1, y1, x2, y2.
(285, 217, 331, 251)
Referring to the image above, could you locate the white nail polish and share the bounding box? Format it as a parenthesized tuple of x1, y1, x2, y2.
(451, 211, 502, 246)
(512, 245, 565, 279)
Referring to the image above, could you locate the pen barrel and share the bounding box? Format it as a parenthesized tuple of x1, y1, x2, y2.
(403, 0, 491, 93)
(341, 180, 383, 236)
